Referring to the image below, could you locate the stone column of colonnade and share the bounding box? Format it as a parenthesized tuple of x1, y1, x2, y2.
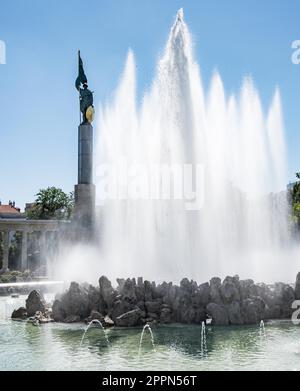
(1, 230, 9, 272)
(21, 229, 28, 271)
(0, 229, 28, 272)
(0, 225, 60, 274)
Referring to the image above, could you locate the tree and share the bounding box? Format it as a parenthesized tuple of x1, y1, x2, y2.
(27, 187, 74, 220)
(289, 173, 300, 230)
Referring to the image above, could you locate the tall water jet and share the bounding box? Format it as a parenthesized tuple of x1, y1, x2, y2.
(95, 9, 294, 283)
(200, 321, 207, 358)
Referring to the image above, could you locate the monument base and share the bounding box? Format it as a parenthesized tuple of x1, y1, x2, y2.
(73, 183, 96, 241)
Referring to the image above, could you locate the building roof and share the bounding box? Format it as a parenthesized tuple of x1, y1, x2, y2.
(0, 205, 21, 214)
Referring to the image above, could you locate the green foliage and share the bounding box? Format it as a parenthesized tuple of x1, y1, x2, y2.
(27, 187, 74, 220)
(289, 173, 300, 230)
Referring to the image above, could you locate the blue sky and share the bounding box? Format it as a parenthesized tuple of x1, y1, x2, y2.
(0, 0, 299, 209)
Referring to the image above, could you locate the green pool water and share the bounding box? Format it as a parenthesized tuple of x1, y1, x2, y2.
(0, 295, 299, 371)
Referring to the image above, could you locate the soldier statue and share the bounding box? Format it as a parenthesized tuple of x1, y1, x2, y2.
(75, 51, 94, 124)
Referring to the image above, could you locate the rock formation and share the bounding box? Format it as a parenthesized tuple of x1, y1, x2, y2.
(12, 274, 300, 327)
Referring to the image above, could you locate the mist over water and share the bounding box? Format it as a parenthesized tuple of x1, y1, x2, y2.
(58, 10, 299, 285)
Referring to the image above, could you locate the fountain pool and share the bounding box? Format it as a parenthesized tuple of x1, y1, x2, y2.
(0, 295, 299, 371)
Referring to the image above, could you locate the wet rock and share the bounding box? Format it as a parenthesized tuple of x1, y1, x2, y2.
(194, 282, 211, 306)
(116, 278, 125, 291)
(209, 277, 222, 304)
(115, 309, 143, 327)
(227, 301, 243, 325)
(120, 278, 137, 303)
(52, 299, 66, 322)
(61, 282, 89, 320)
(135, 277, 145, 302)
(160, 307, 172, 324)
(160, 283, 176, 307)
(26, 290, 46, 317)
(99, 276, 116, 310)
(207, 303, 229, 325)
(273, 283, 295, 318)
(145, 300, 161, 314)
(104, 315, 114, 327)
(241, 299, 259, 324)
(144, 281, 153, 302)
(220, 276, 240, 303)
(64, 315, 81, 323)
(85, 310, 104, 324)
(239, 279, 255, 300)
(11, 307, 27, 320)
(87, 285, 100, 313)
(137, 301, 146, 311)
(264, 303, 281, 319)
(110, 300, 135, 321)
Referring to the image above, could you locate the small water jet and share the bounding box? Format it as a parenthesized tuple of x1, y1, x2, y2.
(138, 323, 155, 357)
(259, 320, 266, 341)
(80, 319, 110, 347)
(200, 321, 207, 358)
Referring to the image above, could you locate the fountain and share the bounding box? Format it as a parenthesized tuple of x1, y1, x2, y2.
(95, 8, 297, 284)
(80, 319, 110, 347)
(200, 321, 207, 358)
(259, 320, 266, 340)
(138, 323, 156, 358)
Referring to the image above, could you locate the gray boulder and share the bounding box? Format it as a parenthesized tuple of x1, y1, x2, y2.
(227, 301, 243, 325)
(145, 300, 161, 314)
(195, 282, 211, 306)
(99, 276, 116, 310)
(220, 276, 240, 303)
(115, 309, 143, 327)
(11, 307, 27, 320)
(209, 277, 223, 304)
(110, 300, 135, 321)
(87, 285, 100, 313)
(207, 303, 229, 325)
(144, 280, 153, 302)
(104, 315, 114, 327)
(51, 299, 66, 322)
(120, 278, 137, 303)
(85, 310, 104, 324)
(160, 307, 172, 324)
(26, 290, 45, 317)
(61, 282, 89, 320)
(239, 279, 254, 300)
(64, 315, 81, 323)
(241, 299, 259, 324)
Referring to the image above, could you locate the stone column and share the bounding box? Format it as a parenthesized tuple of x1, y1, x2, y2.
(21, 229, 28, 271)
(74, 123, 96, 242)
(39, 231, 47, 272)
(1, 230, 9, 272)
(40, 230, 46, 254)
